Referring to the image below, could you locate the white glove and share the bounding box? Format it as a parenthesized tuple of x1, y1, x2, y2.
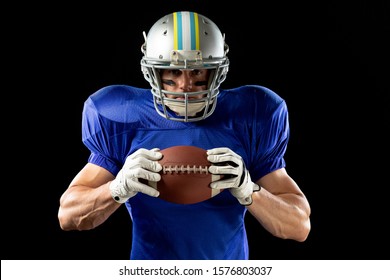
(109, 148, 163, 203)
(207, 147, 261, 206)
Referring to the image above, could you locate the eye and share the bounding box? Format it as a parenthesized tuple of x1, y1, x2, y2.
(192, 69, 202, 76)
(170, 70, 182, 76)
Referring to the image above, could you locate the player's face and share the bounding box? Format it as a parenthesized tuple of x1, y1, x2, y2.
(161, 69, 209, 99)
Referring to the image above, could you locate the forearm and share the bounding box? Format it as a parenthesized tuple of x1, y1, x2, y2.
(247, 189, 311, 242)
(58, 182, 121, 231)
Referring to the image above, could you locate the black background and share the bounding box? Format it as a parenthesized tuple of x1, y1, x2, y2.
(3, 0, 389, 260)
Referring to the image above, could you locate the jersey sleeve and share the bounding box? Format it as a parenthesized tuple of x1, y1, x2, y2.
(249, 97, 290, 181)
(81, 92, 126, 176)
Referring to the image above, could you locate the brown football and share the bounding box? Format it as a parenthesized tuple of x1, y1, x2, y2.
(152, 145, 223, 204)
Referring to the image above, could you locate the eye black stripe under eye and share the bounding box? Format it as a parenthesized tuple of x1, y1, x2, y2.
(162, 80, 175, 86)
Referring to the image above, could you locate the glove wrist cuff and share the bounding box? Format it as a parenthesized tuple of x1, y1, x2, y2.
(237, 182, 261, 206)
(109, 175, 135, 204)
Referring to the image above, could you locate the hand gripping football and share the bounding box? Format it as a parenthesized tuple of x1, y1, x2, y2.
(152, 145, 223, 204)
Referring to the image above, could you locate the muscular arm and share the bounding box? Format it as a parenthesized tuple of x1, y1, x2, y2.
(247, 168, 311, 242)
(58, 163, 121, 231)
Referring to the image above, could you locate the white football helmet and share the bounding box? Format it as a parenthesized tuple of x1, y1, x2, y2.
(141, 11, 229, 122)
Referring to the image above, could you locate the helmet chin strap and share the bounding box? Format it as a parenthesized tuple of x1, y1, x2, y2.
(164, 100, 208, 116)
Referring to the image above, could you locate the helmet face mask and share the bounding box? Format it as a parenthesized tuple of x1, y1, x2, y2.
(140, 11, 229, 122)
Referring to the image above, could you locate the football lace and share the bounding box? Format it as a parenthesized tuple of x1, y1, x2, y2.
(162, 165, 209, 174)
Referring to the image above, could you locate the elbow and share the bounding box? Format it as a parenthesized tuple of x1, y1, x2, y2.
(295, 218, 311, 242)
(294, 200, 311, 242)
(274, 219, 311, 242)
(58, 191, 88, 231)
(58, 200, 84, 231)
(58, 208, 77, 231)
(58, 207, 95, 231)
(277, 212, 311, 242)
(58, 205, 97, 231)
(58, 194, 76, 231)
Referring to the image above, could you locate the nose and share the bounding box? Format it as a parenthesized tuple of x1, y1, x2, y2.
(177, 72, 193, 91)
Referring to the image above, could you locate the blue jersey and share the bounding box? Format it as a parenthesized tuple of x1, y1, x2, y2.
(82, 84, 289, 259)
